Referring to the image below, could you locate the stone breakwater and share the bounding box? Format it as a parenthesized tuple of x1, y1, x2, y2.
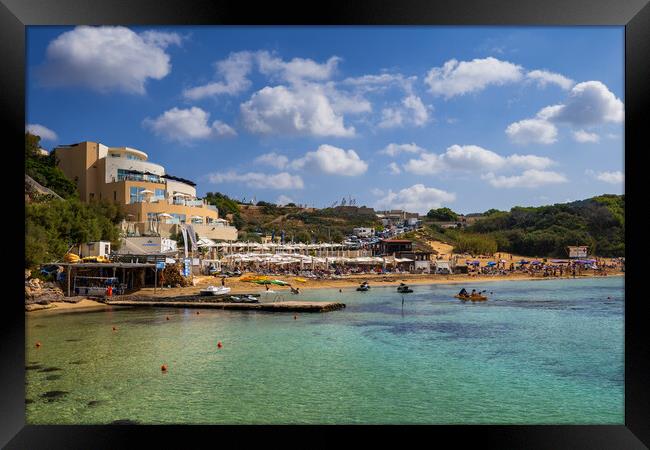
(106, 299, 346, 313)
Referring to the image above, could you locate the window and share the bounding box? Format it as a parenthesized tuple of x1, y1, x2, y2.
(110, 153, 120, 158)
(171, 213, 186, 224)
(154, 188, 165, 202)
(147, 212, 159, 222)
(129, 187, 142, 204)
(118, 169, 162, 184)
(89, 193, 95, 200)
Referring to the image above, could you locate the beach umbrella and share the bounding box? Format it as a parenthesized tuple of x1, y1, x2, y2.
(158, 213, 173, 218)
(487, 261, 497, 266)
(139, 189, 154, 194)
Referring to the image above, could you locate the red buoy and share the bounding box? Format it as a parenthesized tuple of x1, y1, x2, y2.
(196, 311, 200, 315)
(35, 341, 41, 348)
(112, 326, 117, 331)
(217, 341, 223, 349)
(166, 316, 170, 321)
(161, 364, 168, 372)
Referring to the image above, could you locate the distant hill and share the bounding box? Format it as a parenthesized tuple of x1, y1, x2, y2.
(235, 204, 381, 243)
(462, 195, 624, 257)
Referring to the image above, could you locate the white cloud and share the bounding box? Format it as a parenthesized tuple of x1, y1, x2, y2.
(25, 124, 57, 141)
(375, 184, 456, 214)
(379, 95, 430, 128)
(482, 169, 568, 188)
(378, 108, 404, 128)
(507, 81, 623, 144)
(206, 171, 304, 189)
(256, 51, 341, 84)
(290, 144, 368, 176)
(370, 188, 385, 196)
(342, 73, 416, 93)
(424, 57, 524, 98)
(241, 84, 355, 137)
(526, 69, 575, 90)
(379, 143, 426, 157)
(403, 152, 444, 175)
(537, 81, 624, 126)
(403, 95, 429, 126)
(322, 82, 372, 115)
(143, 107, 236, 142)
(506, 154, 555, 169)
(183, 51, 255, 100)
(388, 162, 402, 174)
(140, 30, 184, 48)
(276, 194, 294, 205)
(39, 26, 180, 94)
(586, 169, 624, 184)
(403, 144, 554, 175)
(572, 129, 600, 143)
(254, 152, 289, 170)
(505, 118, 558, 145)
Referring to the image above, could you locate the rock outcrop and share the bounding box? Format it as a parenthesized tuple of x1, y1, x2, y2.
(25, 277, 65, 305)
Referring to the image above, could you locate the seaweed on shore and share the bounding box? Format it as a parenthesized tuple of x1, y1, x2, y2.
(45, 374, 62, 381)
(26, 364, 43, 371)
(87, 400, 104, 407)
(38, 366, 62, 373)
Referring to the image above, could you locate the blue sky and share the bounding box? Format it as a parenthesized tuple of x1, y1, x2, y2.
(26, 26, 624, 214)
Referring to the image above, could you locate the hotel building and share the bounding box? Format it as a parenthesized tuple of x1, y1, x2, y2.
(53, 141, 238, 241)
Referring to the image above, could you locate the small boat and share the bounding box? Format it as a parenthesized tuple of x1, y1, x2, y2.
(397, 285, 413, 293)
(200, 286, 231, 296)
(454, 294, 488, 301)
(229, 295, 259, 303)
(356, 284, 370, 292)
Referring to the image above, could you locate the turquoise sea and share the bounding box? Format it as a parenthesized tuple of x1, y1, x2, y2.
(25, 276, 624, 424)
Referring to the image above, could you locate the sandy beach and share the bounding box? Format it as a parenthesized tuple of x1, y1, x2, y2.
(136, 270, 624, 297)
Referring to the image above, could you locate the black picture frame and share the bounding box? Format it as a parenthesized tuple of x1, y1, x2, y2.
(3, 0, 648, 447)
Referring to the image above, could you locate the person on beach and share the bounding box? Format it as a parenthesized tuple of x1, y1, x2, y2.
(221, 277, 226, 287)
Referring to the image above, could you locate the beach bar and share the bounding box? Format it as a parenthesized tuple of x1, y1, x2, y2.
(56, 262, 158, 297)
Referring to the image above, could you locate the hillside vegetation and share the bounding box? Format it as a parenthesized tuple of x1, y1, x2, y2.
(25, 133, 124, 268)
(414, 195, 624, 258)
(203, 192, 381, 243)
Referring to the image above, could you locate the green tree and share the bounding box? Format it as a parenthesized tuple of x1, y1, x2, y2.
(25, 133, 77, 198)
(426, 207, 458, 221)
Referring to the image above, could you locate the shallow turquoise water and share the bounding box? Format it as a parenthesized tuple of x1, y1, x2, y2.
(26, 277, 624, 424)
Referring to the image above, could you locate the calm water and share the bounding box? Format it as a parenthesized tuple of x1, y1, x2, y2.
(26, 277, 624, 424)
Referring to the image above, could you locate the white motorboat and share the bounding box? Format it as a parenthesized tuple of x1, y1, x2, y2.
(200, 285, 231, 296)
